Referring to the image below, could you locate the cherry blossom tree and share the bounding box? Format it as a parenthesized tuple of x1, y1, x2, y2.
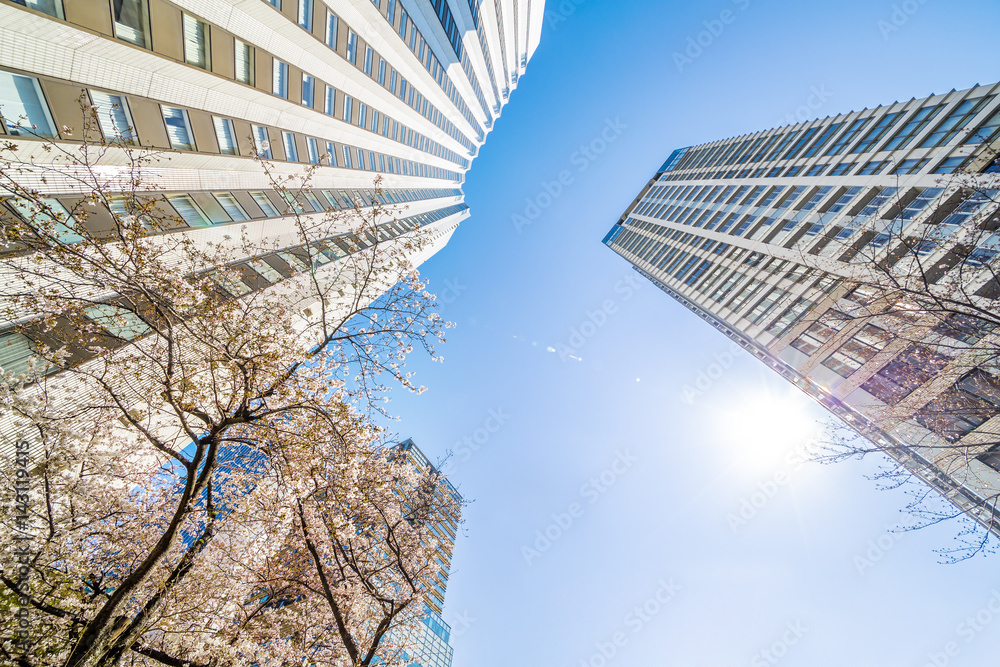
(0, 102, 453, 666)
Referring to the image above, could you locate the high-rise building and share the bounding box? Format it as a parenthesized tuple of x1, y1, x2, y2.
(0, 0, 544, 452)
(603, 81, 1000, 535)
(395, 438, 463, 667)
(0, 0, 542, 356)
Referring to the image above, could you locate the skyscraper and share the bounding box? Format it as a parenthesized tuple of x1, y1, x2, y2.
(603, 81, 1000, 535)
(0, 0, 544, 452)
(0, 0, 542, 356)
(395, 438, 463, 667)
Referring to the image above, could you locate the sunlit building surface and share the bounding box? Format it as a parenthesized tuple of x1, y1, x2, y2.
(396, 438, 462, 667)
(0, 0, 544, 452)
(604, 82, 1000, 535)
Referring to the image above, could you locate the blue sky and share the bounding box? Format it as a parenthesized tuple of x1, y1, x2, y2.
(378, 1, 1000, 665)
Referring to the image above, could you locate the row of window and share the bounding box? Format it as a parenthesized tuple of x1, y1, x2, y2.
(669, 94, 1000, 175)
(0, 73, 462, 181)
(8, 0, 476, 161)
(370, 0, 486, 137)
(271, 0, 480, 150)
(0, 200, 469, 377)
(1, 187, 462, 242)
(655, 148, 971, 183)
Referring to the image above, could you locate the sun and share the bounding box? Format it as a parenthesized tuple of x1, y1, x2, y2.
(714, 388, 824, 473)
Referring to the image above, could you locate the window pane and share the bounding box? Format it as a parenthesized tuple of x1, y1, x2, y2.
(301, 74, 314, 108)
(7, 196, 81, 243)
(252, 125, 271, 158)
(273, 60, 288, 98)
(307, 137, 320, 164)
(85, 304, 151, 341)
(166, 194, 210, 227)
(161, 106, 195, 150)
(13, 0, 64, 19)
(347, 30, 357, 64)
(89, 90, 136, 143)
(298, 0, 312, 30)
(213, 192, 249, 221)
(234, 40, 254, 85)
(182, 14, 209, 69)
(250, 192, 279, 217)
(248, 258, 283, 282)
(325, 141, 337, 166)
(0, 331, 36, 376)
(0, 72, 56, 137)
(213, 117, 238, 155)
(113, 0, 147, 47)
(282, 132, 298, 162)
(324, 86, 335, 116)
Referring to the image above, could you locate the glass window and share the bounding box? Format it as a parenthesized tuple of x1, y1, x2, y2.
(858, 160, 887, 175)
(378, 59, 386, 86)
(161, 106, 195, 151)
(861, 346, 949, 403)
(0, 72, 56, 137)
(235, 39, 254, 85)
(825, 117, 871, 156)
(252, 125, 271, 158)
(934, 157, 967, 174)
(166, 194, 210, 226)
(347, 30, 358, 64)
(916, 369, 1000, 442)
(387, 0, 396, 23)
(12, 0, 64, 18)
(6, 196, 81, 243)
(325, 141, 336, 166)
(967, 109, 1000, 145)
(85, 304, 151, 341)
(298, 0, 312, 31)
(182, 14, 210, 69)
(364, 46, 373, 76)
(324, 85, 336, 116)
(342, 144, 353, 169)
(250, 192, 279, 217)
(0, 331, 36, 376)
(89, 90, 136, 143)
(213, 192, 249, 221)
(111, 0, 147, 47)
(343, 96, 353, 123)
(325, 10, 339, 49)
(307, 137, 320, 164)
(828, 162, 855, 176)
(301, 74, 314, 108)
(273, 60, 289, 98)
(851, 112, 902, 153)
(265, 0, 280, 7)
(891, 158, 929, 175)
(213, 117, 238, 155)
(212, 270, 252, 297)
(282, 131, 298, 162)
(248, 258, 283, 283)
(884, 104, 943, 150)
(921, 96, 997, 148)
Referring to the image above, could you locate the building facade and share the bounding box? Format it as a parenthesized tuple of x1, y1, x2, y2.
(0, 0, 543, 451)
(603, 82, 1000, 535)
(396, 438, 463, 667)
(0, 0, 542, 356)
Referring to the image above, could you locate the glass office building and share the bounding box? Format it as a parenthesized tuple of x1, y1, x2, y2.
(604, 81, 1000, 535)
